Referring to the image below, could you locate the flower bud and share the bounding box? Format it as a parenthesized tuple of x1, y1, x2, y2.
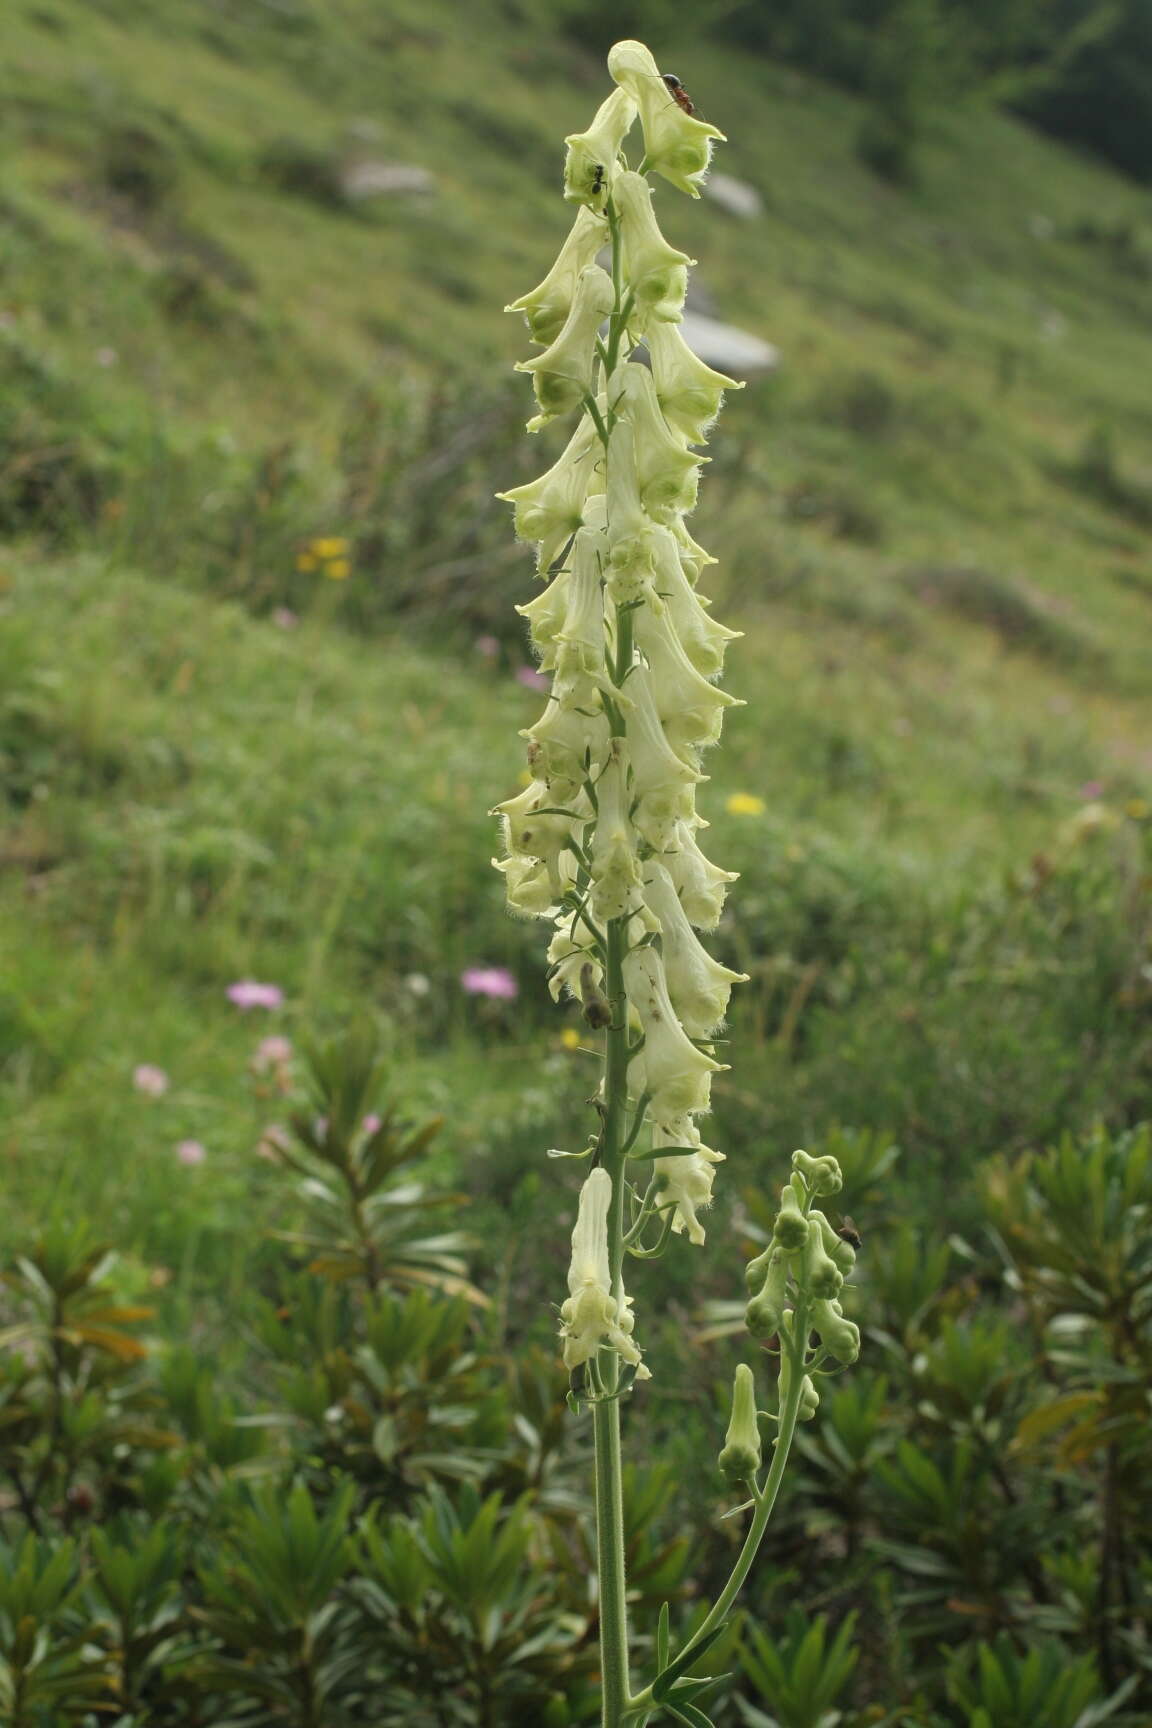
(792, 1148, 843, 1197)
(623, 943, 723, 1120)
(812, 1297, 860, 1365)
(641, 861, 746, 1037)
(778, 1330, 820, 1422)
(564, 86, 636, 208)
(516, 265, 615, 428)
(816, 1210, 856, 1276)
(607, 41, 726, 200)
(506, 206, 610, 346)
(745, 1251, 788, 1338)
(798, 1212, 844, 1300)
(612, 170, 692, 323)
(718, 1362, 761, 1481)
(645, 317, 741, 443)
(772, 1181, 810, 1252)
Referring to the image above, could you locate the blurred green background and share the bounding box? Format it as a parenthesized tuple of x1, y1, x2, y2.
(1, 0, 1151, 1722)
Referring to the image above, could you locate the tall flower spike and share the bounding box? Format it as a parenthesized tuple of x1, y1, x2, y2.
(608, 40, 726, 198)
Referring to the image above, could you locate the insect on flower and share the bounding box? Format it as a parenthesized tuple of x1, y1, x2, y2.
(834, 1214, 863, 1253)
(660, 72, 697, 116)
(590, 163, 606, 196)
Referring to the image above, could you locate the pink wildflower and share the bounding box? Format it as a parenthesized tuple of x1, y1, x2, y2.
(273, 607, 299, 630)
(254, 1035, 293, 1069)
(1079, 780, 1104, 800)
(475, 634, 500, 660)
(133, 1064, 169, 1097)
(515, 666, 550, 692)
(227, 981, 285, 1010)
(361, 1113, 382, 1138)
(176, 1140, 207, 1167)
(461, 966, 519, 1000)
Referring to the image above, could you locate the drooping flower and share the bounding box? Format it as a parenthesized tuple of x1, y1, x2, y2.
(506, 205, 611, 345)
(563, 86, 637, 208)
(559, 1169, 650, 1377)
(607, 41, 726, 198)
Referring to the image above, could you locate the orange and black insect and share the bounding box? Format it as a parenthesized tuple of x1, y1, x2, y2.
(660, 72, 697, 116)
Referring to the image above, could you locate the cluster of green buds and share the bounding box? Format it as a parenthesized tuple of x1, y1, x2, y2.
(719, 1149, 861, 1485)
(495, 41, 746, 1388)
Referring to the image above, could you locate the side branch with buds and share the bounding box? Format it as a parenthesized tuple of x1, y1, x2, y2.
(495, 41, 860, 1728)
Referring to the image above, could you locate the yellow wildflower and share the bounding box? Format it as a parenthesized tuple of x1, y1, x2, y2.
(313, 537, 350, 559)
(296, 551, 318, 573)
(324, 558, 352, 581)
(560, 1027, 582, 1051)
(1125, 798, 1150, 821)
(726, 793, 765, 817)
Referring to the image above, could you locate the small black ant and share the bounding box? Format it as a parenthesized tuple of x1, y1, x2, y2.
(590, 163, 605, 197)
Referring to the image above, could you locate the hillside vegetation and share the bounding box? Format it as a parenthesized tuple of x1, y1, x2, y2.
(3, 0, 1150, 1251)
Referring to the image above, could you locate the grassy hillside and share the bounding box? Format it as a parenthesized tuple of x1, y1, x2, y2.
(2, 0, 1151, 1278)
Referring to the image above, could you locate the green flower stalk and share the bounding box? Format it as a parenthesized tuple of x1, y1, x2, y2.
(495, 42, 860, 1727)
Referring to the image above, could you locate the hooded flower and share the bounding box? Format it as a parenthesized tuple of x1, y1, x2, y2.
(563, 86, 637, 207)
(646, 317, 741, 443)
(608, 40, 726, 198)
(641, 860, 747, 1036)
(614, 363, 703, 520)
(651, 1113, 725, 1244)
(506, 205, 610, 346)
(497, 414, 604, 573)
(634, 597, 741, 757)
(623, 943, 724, 1119)
(516, 265, 616, 429)
(589, 740, 644, 925)
(560, 1168, 650, 1376)
(648, 527, 742, 676)
(664, 818, 739, 930)
(612, 170, 693, 324)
